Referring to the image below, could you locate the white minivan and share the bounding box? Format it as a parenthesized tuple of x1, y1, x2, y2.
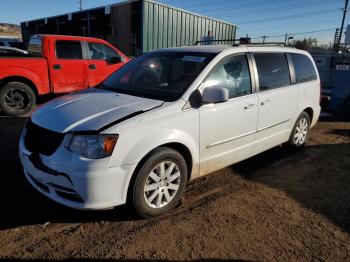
(19, 44, 320, 217)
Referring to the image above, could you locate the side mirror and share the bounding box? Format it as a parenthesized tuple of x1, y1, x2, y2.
(107, 56, 121, 64)
(202, 86, 229, 104)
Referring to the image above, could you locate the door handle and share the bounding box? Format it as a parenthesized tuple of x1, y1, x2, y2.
(53, 64, 61, 70)
(244, 104, 257, 110)
(89, 64, 96, 70)
(261, 99, 271, 106)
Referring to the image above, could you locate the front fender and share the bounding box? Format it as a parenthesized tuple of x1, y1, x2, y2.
(113, 128, 200, 204)
(113, 128, 199, 171)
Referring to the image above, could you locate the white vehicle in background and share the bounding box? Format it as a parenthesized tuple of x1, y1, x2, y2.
(0, 38, 25, 50)
(0, 46, 28, 55)
(19, 42, 320, 218)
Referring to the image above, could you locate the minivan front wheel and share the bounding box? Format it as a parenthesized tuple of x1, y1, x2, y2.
(289, 111, 311, 147)
(131, 147, 188, 218)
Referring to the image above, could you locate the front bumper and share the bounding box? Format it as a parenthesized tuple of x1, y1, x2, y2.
(19, 135, 136, 210)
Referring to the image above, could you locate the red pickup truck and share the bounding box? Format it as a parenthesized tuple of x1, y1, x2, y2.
(0, 35, 129, 116)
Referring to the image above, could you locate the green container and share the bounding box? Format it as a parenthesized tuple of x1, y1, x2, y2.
(21, 0, 236, 56)
(142, 0, 236, 53)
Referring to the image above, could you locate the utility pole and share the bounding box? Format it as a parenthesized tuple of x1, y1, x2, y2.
(284, 33, 288, 44)
(78, 0, 83, 11)
(262, 35, 267, 44)
(338, 0, 349, 48)
(331, 0, 348, 69)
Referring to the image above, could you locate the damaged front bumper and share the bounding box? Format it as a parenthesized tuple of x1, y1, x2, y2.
(19, 132, 136, 210)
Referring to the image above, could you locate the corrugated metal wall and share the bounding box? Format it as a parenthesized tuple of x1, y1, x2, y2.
(142, 0, 236, 53)
(21, 0, 236, 55)
(111, 3, 132, 55)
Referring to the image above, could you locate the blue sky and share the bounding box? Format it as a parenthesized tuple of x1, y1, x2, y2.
(0, 0, 348, 44)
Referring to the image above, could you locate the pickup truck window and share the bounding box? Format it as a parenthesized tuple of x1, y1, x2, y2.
(28, 36, 42, 55)
(88, 42, 119, 60)
(56, 40, 83, 59)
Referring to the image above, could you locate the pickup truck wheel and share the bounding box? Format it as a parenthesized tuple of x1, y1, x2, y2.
(288, 111, 311, 148)
(131, 147, 188, 218)
(0, 82, 36, 116)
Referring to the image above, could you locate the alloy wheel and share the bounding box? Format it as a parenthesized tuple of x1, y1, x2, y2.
(144, 161, 181, 209)
(294, 117, 308, 145)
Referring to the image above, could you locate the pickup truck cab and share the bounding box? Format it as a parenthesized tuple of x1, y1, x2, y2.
(0, 34, 128, 116)
(19, 44, 321, 218)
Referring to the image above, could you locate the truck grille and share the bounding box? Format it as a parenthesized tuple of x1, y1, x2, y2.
(24, 119, 65, 156)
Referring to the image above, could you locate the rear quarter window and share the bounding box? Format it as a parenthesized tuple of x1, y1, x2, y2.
(290, 53, 317, 83)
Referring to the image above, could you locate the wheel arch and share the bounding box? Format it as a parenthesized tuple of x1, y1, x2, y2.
(125, 142, 194, 203)
(0, 76, 38, 97)
(303, 107, 314, 123)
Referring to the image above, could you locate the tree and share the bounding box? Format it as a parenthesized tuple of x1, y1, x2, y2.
(290, 38, 318, 50)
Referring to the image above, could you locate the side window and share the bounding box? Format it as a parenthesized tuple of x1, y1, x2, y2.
(254, 53, 290, 91)
(0, 42, 4, 46)
(203, 54, 252, 99)
(88, 42, 119, 60)
(56, 41, 83, 59)
(290, 53, 317, 83)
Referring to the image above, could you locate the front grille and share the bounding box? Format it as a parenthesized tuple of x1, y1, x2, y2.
(24, 119, 65, 156)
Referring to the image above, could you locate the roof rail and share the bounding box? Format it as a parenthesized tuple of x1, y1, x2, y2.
(242, 42, 286, 47)
(194, 38, 241, 45)
(194, 38, 287, 47)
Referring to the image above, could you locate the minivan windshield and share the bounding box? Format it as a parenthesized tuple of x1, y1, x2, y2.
(101, 51, 217, 101)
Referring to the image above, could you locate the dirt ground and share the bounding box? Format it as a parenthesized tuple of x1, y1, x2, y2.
(0, 115, 349, 261)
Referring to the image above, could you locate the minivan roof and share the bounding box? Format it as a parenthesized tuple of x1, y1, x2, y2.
(155, 44, 305, 55)
(157, 45, 232, 53)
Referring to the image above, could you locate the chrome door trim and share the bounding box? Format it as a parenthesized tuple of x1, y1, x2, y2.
(206, 130, 256, 148)
(257, 119, 290, 132)
(206, 119, 290, 148)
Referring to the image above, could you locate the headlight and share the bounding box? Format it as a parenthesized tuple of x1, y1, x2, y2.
(68, 134, 118, 159)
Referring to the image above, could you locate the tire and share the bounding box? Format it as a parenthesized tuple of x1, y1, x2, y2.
(131, 147, 188, 218)
(0, 82, 36, 116)
(288, 111, 311, 148)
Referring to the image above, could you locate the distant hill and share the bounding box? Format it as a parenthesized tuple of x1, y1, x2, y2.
(0, 23, 21, 37)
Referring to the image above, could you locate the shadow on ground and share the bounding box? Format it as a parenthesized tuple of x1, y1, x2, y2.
(0, 259, 249, 262)
(232, 141, 350, 234)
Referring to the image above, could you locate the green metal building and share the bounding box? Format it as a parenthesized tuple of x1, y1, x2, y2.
(21, 0, 236, 56)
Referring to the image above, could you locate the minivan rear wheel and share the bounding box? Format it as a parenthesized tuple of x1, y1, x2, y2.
(288, 111, 311, 147)
(131, 147, 188, 218)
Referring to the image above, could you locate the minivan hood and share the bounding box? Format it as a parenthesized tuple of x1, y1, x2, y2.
(31, 89, 164, 133)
